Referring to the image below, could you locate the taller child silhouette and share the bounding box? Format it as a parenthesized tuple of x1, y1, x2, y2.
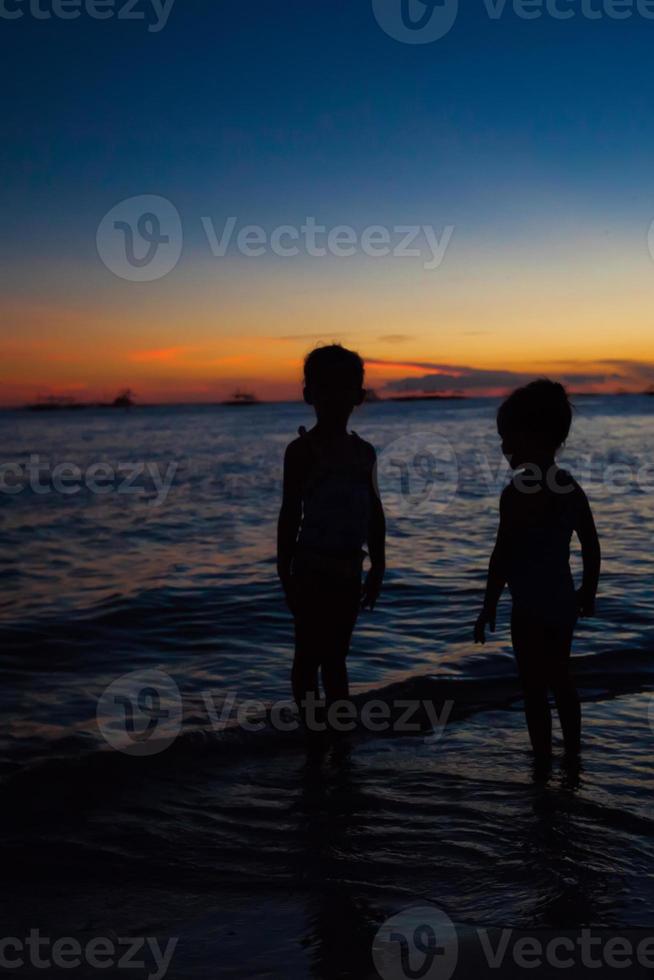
(277, 345, 386, 728)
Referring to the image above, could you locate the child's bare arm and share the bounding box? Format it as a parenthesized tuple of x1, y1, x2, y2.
(575, 487, 601, 616)
(474, 489, 511, 644)
(277, 442, 303, 603)
(362, 451, 386, 610)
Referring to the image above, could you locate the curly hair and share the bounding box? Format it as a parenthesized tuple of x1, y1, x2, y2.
(303, 344, 365, 389)
(497, 379, 573, 451)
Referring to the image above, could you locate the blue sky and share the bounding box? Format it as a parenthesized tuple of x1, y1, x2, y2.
(2, 0, 654, 401)
(4, 1, 654, 233)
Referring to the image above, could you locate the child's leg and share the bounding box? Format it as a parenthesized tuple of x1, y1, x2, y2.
(321, 656, 348, 707)
(292, 571, 360, 728)
(292, 576, 322, 722)
(292, 630, 320, 710)
(319, 579, 360, 710)
(320, 619, 356, 708)
(511, 613, 552, 760)
(546, 625, 581, 757)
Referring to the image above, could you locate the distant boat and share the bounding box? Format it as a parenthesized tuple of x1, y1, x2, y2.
(26, 389, 136, 411)
(26, 396, 83, 412)
(221, 391, 260, 406)
(111, 389, 135, 408)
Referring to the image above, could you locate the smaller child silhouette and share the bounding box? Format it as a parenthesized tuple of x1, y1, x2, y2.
(474, 380, 600, 767)
(277, 345, 386, 729)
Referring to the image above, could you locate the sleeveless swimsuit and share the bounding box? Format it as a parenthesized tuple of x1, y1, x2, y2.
(293, 427, 371, 582)
(506, 474, 579, 628)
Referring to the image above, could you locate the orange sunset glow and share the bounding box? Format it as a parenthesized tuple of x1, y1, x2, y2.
(3, 246, 654, 404)
(3, 205, 654, 405)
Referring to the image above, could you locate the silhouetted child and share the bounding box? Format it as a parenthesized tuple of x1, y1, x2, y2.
(474, 380, 600, 767)
(277, 345, 386, 729)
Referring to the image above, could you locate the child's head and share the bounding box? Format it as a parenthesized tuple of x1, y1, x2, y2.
(497, 379, 572, 468)
(303, 344, 365, 424)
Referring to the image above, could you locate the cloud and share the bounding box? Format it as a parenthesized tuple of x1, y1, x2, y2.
(368, 358, 467, 376)
(377, 334, 415, 344)
(274, 333, 348, 343)
(595, 359, 654, 384)
(372, 359, 654, 396)
(128, 346, 198, 363)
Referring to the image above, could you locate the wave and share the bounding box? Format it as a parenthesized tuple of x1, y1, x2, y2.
(2, 647, 652, 798)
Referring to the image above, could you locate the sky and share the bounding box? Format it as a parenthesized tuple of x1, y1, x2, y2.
(2, 0, 654, 403)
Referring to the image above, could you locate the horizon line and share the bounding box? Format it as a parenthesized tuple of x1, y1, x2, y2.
(3, 390, 653, 410)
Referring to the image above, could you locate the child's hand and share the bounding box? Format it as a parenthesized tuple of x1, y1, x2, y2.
(361, 565, 384, 611)
(576, 588, 596, 618)
(474, 608, 496, 644)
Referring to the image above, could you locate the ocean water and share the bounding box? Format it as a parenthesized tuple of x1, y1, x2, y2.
(1, 397, 653, 976)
